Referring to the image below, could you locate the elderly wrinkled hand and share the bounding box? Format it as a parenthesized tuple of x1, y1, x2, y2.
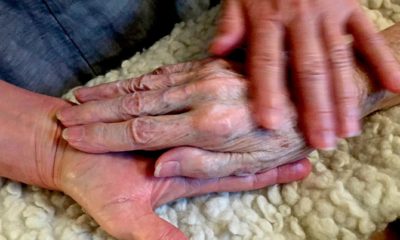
(57, 59, 310, 178)
(0, 80, 312, 240)
(210, 0, 400, 149)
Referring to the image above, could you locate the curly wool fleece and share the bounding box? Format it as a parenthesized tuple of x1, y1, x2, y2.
(2, 1, 400, 240)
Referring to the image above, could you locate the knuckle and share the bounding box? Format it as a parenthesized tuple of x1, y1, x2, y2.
(335, 82, 361, 105)
(198, 80, 222, 95)
(254, 16, 281, 29)
(239, 173, 267, 189)
(212, 117, 235, 137)
(152, 62, 188, 75)
(196, 75, 245, 100)
(191, 157, 219, 178)
(180, 83, 195, 98)
(128, 118, 154, 145)
(130, 75, 153, 91)
(309, 109, 334, 117)
(251, 52, 282, 69)
(120, 93, 143, 116)
(164, 73, 182, 87)
(151, 66, 168, 75)
(231, 153, 263, 176)
(364, 33, 383, 46)
(202, 69, 229, 80)
(129, 76, 143, 91)
(162, 84, 192, 105)
(107, 81, 123, 96)
(250, 174, 265, 189)
(336, 94, 359, 109)
(297, 56, 327, 80)
(202, 81, 221, 99)
(195, 110, 235, 140)
(218, 16, 235, 31)
(305, 110, 335, 126)
(208, 59, 231, 69)
(147, 73, 174, 89)
(330, 45, 352, 69)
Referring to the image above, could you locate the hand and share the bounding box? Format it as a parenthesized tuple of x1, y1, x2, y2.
(55, 141, 311, 240)
(0, 81, 312, 240)
(210, 0, 400, 149)
(57, 59, 312, 178)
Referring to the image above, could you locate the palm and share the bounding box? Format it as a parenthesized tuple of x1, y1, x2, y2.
(55, 145, 310, 240)
(57, 146, 189, 239)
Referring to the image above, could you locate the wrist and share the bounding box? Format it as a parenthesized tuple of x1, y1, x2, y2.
(34, 100, 71, 191)
(0, 81, 70, 191)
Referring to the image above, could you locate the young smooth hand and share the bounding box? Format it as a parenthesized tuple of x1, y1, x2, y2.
(56, 143, 310, 240)
(0, 80, 311, 240)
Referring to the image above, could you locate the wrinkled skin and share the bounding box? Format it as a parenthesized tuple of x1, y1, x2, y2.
(51, 22, 400, 239)
(0, 80, 311, 240)
(58, 59, 313, 178)
(58, 45, 400, 180)
(210, 0, 400, 149)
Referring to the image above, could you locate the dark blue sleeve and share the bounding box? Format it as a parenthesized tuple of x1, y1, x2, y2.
(0, 0, 216, 96)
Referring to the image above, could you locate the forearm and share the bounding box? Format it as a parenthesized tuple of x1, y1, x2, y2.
(0, 80, 67, 189)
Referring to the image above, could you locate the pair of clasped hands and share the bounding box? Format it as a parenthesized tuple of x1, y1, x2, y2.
(53, 1, 400, 239)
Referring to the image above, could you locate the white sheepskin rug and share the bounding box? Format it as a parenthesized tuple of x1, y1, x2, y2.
(1, 1, 400, 240)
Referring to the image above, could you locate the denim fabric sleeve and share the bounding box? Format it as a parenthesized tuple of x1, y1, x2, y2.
(0, 1, 96, 96)
(44, 0, 182, 76)
(0, 0, 216, 96)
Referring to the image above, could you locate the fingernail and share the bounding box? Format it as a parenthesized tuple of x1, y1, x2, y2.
(154, 162, 180, 177)
(313, 130, 337, 150)
(209, 36, 231, 55)
(294, 162, 305, 173)
(62, 127, 83, 141)
(56, 111, 64, 121)
(390, 72, 400, 92)
(259, 109, 282, 129)
(73, 87, 85, 95)
(341, 120, 361, 138)
(73, 87, 88, 101)
(57, 109, 73, 123)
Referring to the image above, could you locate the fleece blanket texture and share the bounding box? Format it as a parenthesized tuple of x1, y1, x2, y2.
(2, 1, 400, 239)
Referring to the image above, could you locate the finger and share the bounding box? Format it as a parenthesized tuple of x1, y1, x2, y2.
(61, 103, 252, 153)
(348, 10, 400, 92)
(209, 0, 245, 56)
(155, 147, 233, 178)
(149, 59, 212, 75)
(154, 146, 311, 178)
(156, 159, 311, 206)
(58, 83, 196, 126)
(290, 8, 336, 149)
(61, 115, 194, 153)
(74, 71, 195, 103)
(248, 15, 287, 129)
(323, 19, 361, 138)
(188, 159, 311, 194)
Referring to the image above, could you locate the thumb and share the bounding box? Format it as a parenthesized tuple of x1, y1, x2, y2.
(210, 0, 245, 56)
(155, 147, 235, 178)
(131, 211, 188, 240)
(155, 146, 311, 179)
